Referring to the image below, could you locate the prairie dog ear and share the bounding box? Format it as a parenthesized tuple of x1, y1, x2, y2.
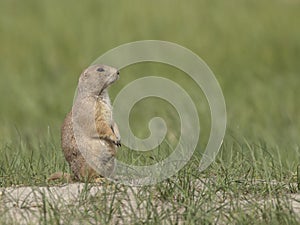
(79, 69, 88, 81)
(83, 70, 88, 77)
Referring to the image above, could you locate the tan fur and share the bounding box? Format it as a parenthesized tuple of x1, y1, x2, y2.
(49, 64, 120, 182)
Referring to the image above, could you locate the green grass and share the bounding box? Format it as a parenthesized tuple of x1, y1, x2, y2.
(0, 0, 300, 224)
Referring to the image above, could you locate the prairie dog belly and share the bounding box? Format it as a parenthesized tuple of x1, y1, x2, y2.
(95, 97, 113, 126)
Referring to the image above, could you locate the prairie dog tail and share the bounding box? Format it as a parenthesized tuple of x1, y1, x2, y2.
(47, 172, 73, 182)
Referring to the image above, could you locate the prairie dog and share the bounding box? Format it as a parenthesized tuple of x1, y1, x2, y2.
(49, 64, 121, 182)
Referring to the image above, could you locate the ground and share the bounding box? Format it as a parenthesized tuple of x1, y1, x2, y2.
(1, 180, 300, 224)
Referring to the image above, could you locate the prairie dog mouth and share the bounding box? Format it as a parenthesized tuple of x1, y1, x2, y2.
(98, 71, 119, 96)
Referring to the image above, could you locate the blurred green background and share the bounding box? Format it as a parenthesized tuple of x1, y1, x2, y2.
(0, 0, 299, 169)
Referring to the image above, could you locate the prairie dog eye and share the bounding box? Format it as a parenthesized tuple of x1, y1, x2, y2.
(97, 67, 105, 72)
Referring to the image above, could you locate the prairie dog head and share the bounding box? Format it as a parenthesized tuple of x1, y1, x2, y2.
(78, 64, 119, 96)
